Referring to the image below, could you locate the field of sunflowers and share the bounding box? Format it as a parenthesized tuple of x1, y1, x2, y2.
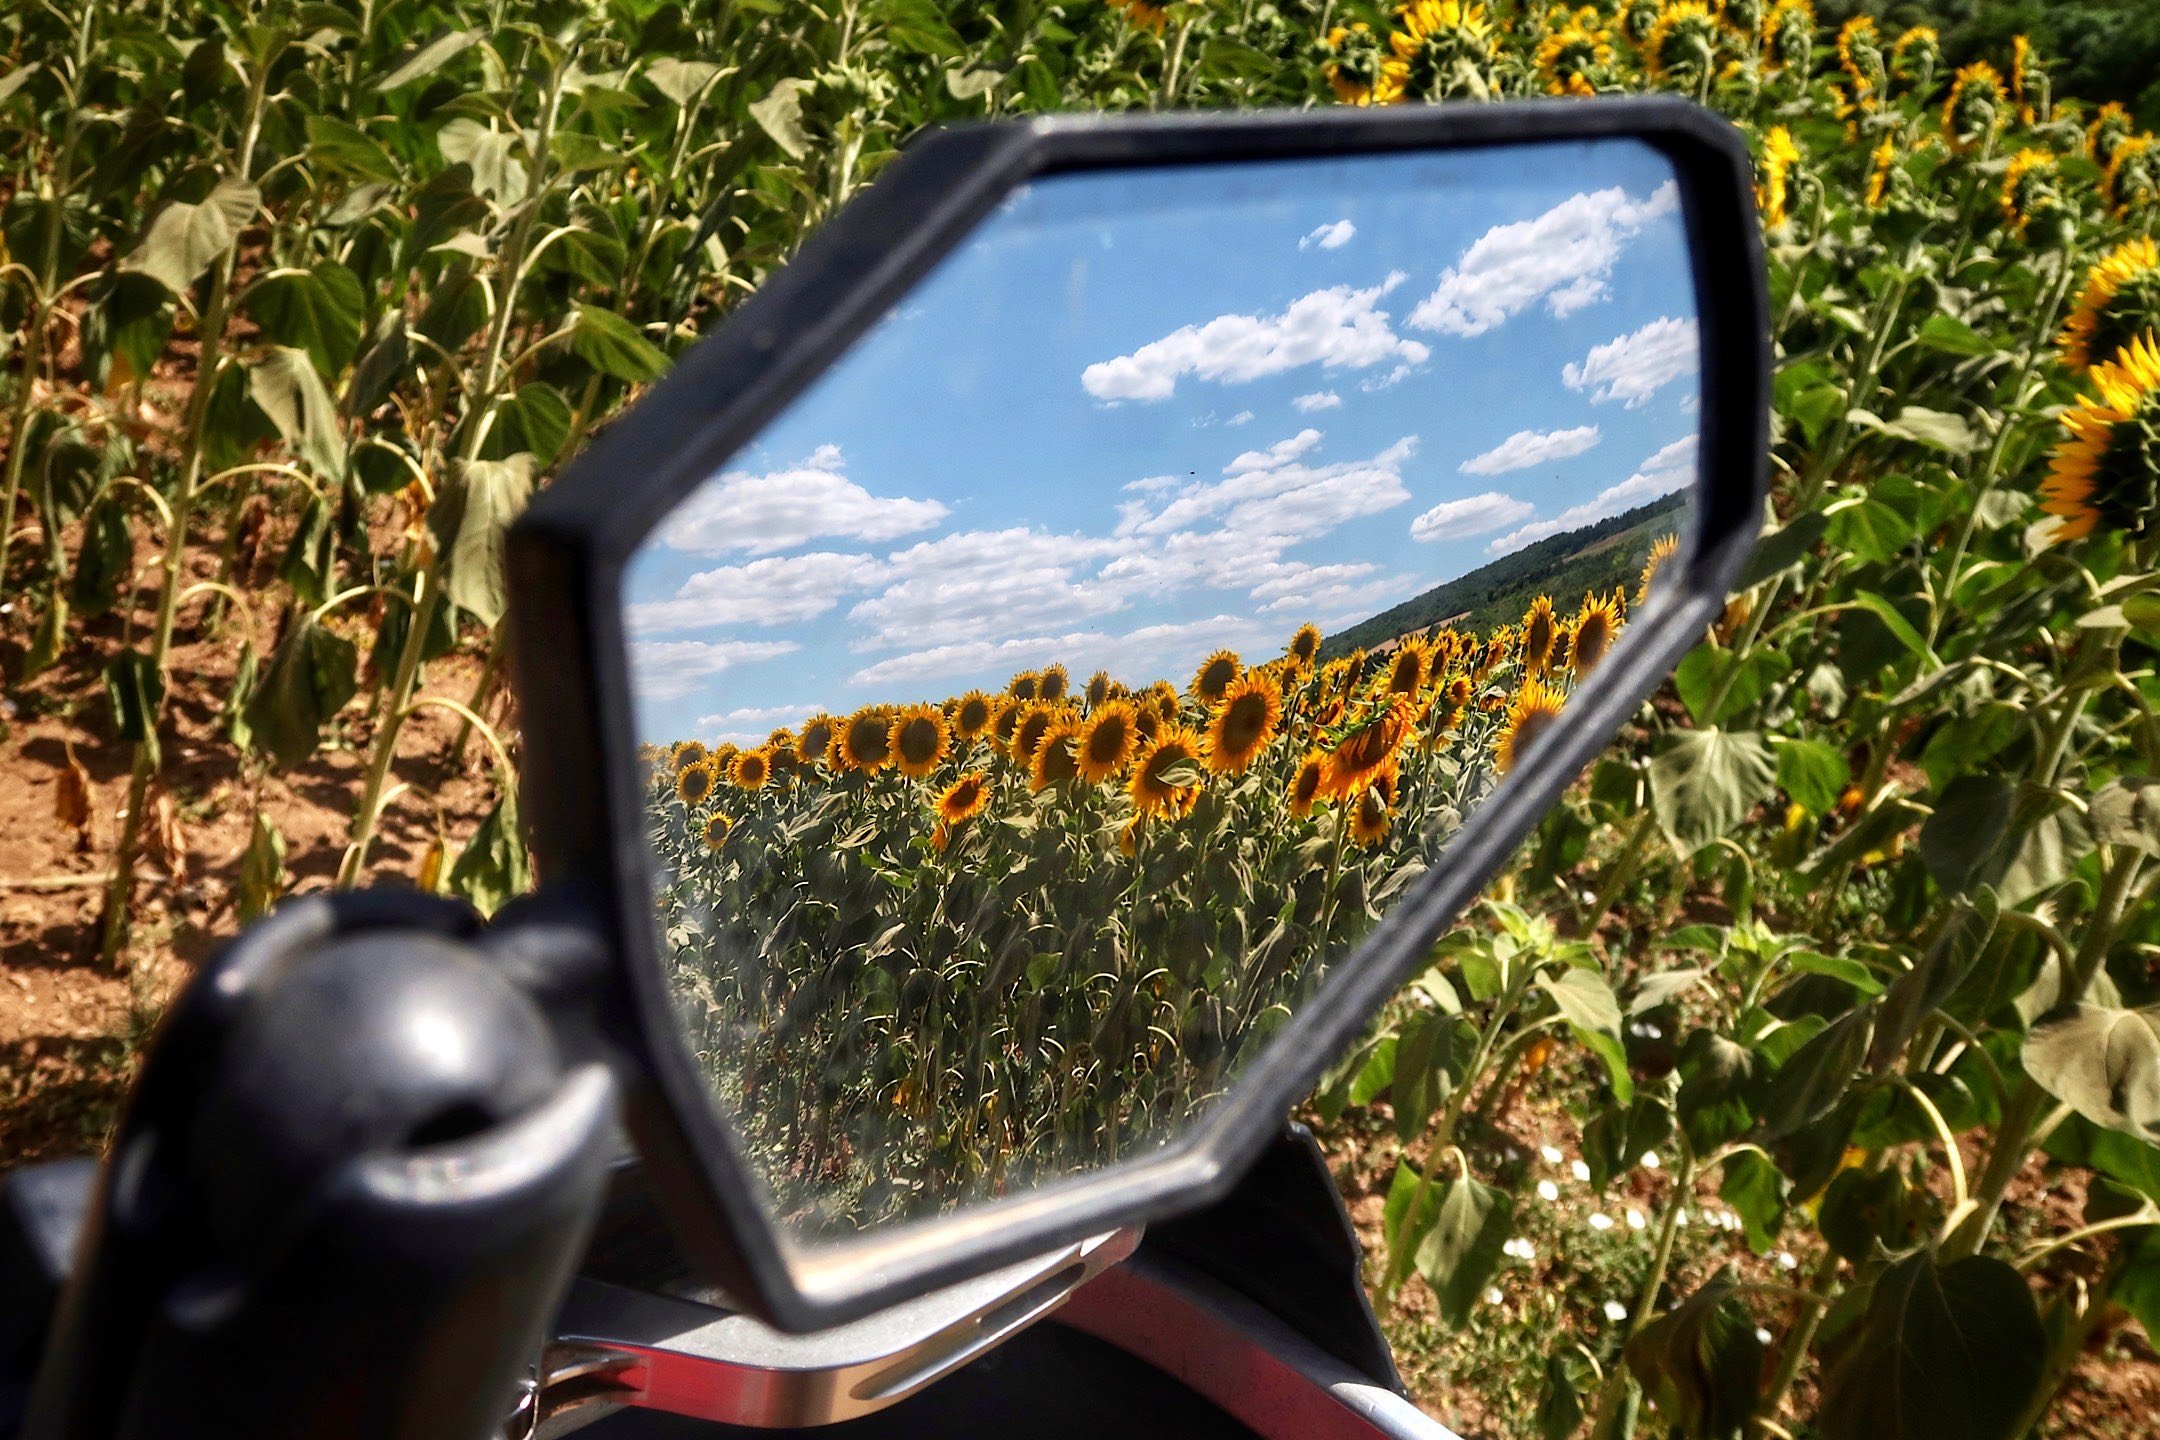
(6, 0, 2160, 1434)
(645, 532, 1662, 1235)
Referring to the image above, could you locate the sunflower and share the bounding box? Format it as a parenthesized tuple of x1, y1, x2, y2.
(2089, 101, 2136, 169)
(1007, 671, 1040, 702)
(1029, 724, 1083, 791)
(2104, 136, 2158, 221)
(1289, 750, 1328, 818)
(1536, 15, 1613, 97)
(1324, 695, 1416, 799)
(1520, 595, 1559, 676)
(1109, 0, 1168, 32)
(701, 812, 733, 849)
(2061, 239, 2160, 374)
(938, 691, 989, 741)
(991, 699, 1023, 751)
(798, 715, 836, 769)
(670, 740, 708, 774)
(2010, 33, 2042, 126)
(890, 705, 949, 779)
(1762, 0, 1813, 70)
(1999, 147, 2064, 240)
(1288, 622, 1324, 668)
(1011, 702, 1063, 769)
(730, 747, 771, 791)
(1757, 125, 1801, 229)
(1324, 22, 1392, 106)
(1204, 672, 1283, 776)
(840, 706, 894, 772)
(935, 771, 992, 826)
(1572, 592, 1622, 675)
(1620, 0, 1661, 44)
(677, 759, 716, 807)
(1638, 533, 1682, 603)
(1642, 1, 1720, 86)
(1038, 664, 1070, 703)
(1084, 670, 1115, 708)
(1834, 16, 1883, 105)
(1349, 771, 1396, 846)
(1146, 679, 1182, 717)
(1865, 137, 1897, 209)
(1889, 24, 1939, 89)
(1382, 641, 1429, 697)
(2041, 333, 2160, 545)
(1076, 700, 1140, 782)
(1942, 61, 2006, 154)
(1130, 726, 1205, 821)
(1385, 0, 1497, 103)
(1480, 628, 1513, 675)
(1192, 649, 1242, 705)
(1497, 678, 1569, 773)
(1446, 672, 1473, 709)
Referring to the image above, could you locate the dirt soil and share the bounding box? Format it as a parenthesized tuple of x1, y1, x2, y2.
(1, 546, 504, 1164)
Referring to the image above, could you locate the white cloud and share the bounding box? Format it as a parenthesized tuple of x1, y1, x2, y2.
(848, 614, 1277, 692)
(1563, 316, 1699, 408)
(696, 702, 819, 747)
(845, 527, 1130, 653)
(626, 552, 884, 634)
(1115, 432, 1418, 559)
(1409, 492, 1538, 543)
(657, 445, 948, 556)
(1300, 219, 1356, 251)
(1458, 425, 1602, 476)
(1081, 274, 1430, 402)
(1408, 181, 1680, 337)
(1248, 561, 1409, 619)
(627, 639, 799, 703)
(1485, 436, 1696, 555)
(1227, 410, 1254, 426)
(1294, 390, 1343, 413)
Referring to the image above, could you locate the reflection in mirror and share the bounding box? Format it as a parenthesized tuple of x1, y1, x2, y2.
(623, 139, 1700, 1245)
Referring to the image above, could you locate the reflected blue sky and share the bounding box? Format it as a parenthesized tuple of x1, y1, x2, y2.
(624, 139, 1699, 744)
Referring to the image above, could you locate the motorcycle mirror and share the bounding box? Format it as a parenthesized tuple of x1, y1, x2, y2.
(508, 99, 1767, 1333)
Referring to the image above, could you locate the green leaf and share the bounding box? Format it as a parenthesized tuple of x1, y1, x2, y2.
(1919, 775, 2012, 894)
(448, 789, 530, 917)
(1916, 313, 1997, 356)
(1819, 1166, 1916, 1262)
(1815, 1252, 2045, 1440)
(566, 304, 669, 383)
(1850, 404, 1976, 454)
(103, 649, 164, 760)
(68, 499, 133, 619)
(1826, 494, 1917, 565)
(750, 77, 814, 160)
(945, 66, 1002, 100)
(1735, 509, 1828, 589)
(1649, 728, 1776, 855)
(243, 263, 364, 376)
(305, 115, 399, 181)
(877, 0, 965, 55)
(1758, 1003, 1874, 1140)
(237, 813, 289, 922)
(1623, 1269, 1765, 1437)
(120, 177, 259, 295)
(2025, 1003, 2160, 1142)
(1411, 1173, 1513, 1326)
(2111, 1227, 2160, 1351)
(1677, 1027, 1755, 1152)
(243, 612, 359, 769)
(644, 56, 722, 107)
(1391, 1011, 1461, 1142)
(1789, 949, 1884, 995)
(2090, 778, 2160, 856)
(374, 29, 480, 91)
(249, 347, 347, 478)
(486, 383, 572, 466)
(1774, 737, 1849, 817)
(1539, 967, 1633, 1103)
(429, 454, 537, 628)
(437, 118, 528, 204)
(1717, 1149, 1788, 1253)
(1537, 1344, 1591, 1440)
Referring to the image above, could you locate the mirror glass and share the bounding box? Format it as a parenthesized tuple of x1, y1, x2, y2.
(623, 139, 1700, 1246)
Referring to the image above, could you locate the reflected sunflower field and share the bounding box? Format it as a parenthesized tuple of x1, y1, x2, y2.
(641, 577, 1646, 1234)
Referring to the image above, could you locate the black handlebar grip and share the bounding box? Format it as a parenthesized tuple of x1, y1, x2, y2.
(20, 893, 619, 1440)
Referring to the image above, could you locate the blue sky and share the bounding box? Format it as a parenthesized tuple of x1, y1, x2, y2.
(624, 138, 1700, 745)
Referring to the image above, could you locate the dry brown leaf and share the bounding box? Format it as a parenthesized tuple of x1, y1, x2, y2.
(54, 744, 94, 851)
(149, 786, 188, 884)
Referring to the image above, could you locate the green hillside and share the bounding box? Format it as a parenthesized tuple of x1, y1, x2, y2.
(1323, 491, 1686, 656)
